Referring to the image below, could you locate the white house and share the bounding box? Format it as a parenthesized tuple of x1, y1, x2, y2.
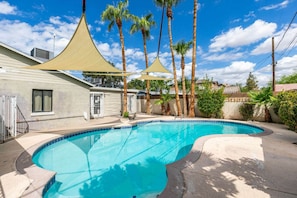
(0, 42, 93, 136)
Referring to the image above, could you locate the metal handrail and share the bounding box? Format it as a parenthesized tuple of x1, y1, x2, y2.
(16, 105, 29, 134)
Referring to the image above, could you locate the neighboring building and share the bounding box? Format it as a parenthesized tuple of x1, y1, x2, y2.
(223, 85, 241, 95)
(196, 79, 223, 89)
(0, 42, 93, 132)
(275, 84, 297, 92)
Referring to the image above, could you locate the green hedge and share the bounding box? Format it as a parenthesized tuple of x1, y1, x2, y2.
(273, 91, 297, 131)
(239, 103, 254, 121)
(196, 82, 225, 118)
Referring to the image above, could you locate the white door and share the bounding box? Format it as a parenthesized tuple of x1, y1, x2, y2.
(90, 93, 104, 118)
(127, 94, 136, 113)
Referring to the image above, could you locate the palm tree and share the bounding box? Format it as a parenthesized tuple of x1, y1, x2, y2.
(154, 0, 182, 116)
(101, 0, 132, 114)
(130, 13, 156, 114)
(153, 80, 172, 115)
(248, 87, 274, 122)
(189, 0, 198, 117)
(174, 40, 192, 116)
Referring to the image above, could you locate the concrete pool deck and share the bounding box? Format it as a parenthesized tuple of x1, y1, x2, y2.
(1, 115, 297, 198)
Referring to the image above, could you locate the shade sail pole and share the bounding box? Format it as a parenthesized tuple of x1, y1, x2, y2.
(157, 3, 165, 57)
(82, 0, 86, 13)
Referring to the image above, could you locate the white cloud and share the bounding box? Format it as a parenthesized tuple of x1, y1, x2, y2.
(276, 54, 297, 70)
(175, 61, 193, 80)
(251, 24, 297, 55)
(195, 61, 256, 85)
(244, 11, 256, 22)
(260, 0, 289, 10)
(32, 4, 45, 12)
(209, 20, 277, 52)
(245, 54, 297, 86)
(96, 41, 158, 73)
(0, 1, 17, 15)
(126, 62, 142, 74)
(0, 17, 78, 55)
(204, 51, 244, 61)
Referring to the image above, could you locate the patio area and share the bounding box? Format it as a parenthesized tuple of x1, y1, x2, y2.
(1, 115, 297, 198)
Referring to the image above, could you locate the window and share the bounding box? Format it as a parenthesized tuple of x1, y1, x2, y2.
(32, 89, 53, 112)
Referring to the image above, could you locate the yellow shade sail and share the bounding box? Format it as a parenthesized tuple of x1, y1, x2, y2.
(83, 72, 133, 76)
(27, 14, 123, 73)
(141, 57, 171, 74)
(137, 74, 171, 81)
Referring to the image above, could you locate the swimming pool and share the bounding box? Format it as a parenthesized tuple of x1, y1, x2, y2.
(32, 120, 263, 198)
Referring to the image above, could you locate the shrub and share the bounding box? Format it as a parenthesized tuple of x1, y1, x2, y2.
(239, 103, 254, 121)
(248, 87, 274, 122)
(279, 101, 297, 131)
(274, 91, 297, 131)
(123, 111, 129, 118)
(272, 91, 294, 115)
(196, 80, 225, 118)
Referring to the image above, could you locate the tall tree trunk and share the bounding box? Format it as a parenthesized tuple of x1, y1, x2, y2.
(167, 13, 182, 116)
(189, 0, 198, 117)
(142, 30, 151, 114)
(119, 25, 127, 113)
(265, 106, 272, 122)
(181, 56, 187, 116)
(159, 89, 165, 115)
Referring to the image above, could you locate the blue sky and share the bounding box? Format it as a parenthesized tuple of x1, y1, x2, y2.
(0, 0, 296, 87)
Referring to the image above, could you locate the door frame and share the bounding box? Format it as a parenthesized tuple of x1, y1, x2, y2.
(90, 92, 104, 118)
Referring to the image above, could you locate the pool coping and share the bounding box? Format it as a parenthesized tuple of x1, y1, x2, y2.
(15, 119, 272, 198)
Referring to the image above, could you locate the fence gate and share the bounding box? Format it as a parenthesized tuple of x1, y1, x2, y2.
(0, 96, 17, 143)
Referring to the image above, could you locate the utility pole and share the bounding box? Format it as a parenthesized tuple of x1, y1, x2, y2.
(272, 37, 275, 92)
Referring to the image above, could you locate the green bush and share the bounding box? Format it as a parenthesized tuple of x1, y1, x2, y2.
(279, 101, 297, 131)
(274, 91, 297, 131)
(123, 111, 129, 118)
(239, 103, 254, 121)
(272, 91, 295, 115)
(248, 86, 274, 122)
(196, 81, 225, 118)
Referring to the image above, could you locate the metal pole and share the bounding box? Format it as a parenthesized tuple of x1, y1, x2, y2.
(53, 33, 56, 56)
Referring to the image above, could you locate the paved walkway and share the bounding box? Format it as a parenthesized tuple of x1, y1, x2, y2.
(160, 122, 297, 198)
(1, 116, 297, 198)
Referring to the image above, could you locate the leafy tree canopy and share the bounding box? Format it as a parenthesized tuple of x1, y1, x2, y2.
(82, 62, 123, 88)
(196, 78, 225, 118)
(277, 72, 297, 84)
(241, 72, 258, 92)
(127, 79, 146, 90)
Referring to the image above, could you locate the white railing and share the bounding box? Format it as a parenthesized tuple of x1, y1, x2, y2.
(0, 95, 17, 143)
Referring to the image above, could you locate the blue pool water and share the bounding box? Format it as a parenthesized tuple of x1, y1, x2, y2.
(32, 120, 263, 198)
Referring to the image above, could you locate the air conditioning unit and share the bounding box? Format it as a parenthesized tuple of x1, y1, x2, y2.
(30, 48, 54, 61)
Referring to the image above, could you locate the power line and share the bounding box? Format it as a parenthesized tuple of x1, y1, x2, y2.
(253, 54, 271, 70)
(275, 11, 297, 50)
(277, 32, 297, 59)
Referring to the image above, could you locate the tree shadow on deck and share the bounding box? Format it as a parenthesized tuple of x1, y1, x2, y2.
(182, 152, 269, 198)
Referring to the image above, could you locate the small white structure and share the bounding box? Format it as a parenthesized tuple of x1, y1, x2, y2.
(90, 87, 138, 118)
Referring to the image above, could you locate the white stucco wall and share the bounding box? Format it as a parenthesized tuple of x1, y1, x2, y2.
(139, 98, 267, 121)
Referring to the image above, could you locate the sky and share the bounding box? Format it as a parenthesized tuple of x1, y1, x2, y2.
(0, 0, 297, 87)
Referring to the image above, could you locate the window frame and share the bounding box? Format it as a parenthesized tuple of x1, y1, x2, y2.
(32, 89, 53, 113)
